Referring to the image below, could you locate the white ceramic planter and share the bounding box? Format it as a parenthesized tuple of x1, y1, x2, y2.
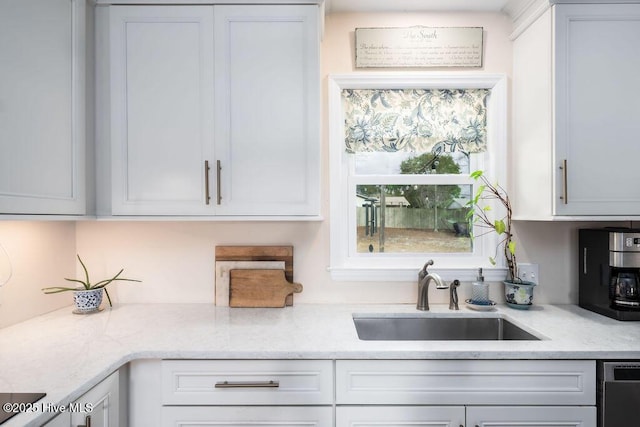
(504, 280, 536, 310)
(73, 288, 103, 313)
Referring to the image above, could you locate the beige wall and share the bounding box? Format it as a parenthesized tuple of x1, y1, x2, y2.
(0, 11, 622, 327)
(76, 11, 517, 308)
(74, 12, 519, 307)
(0, 221, 76, 328)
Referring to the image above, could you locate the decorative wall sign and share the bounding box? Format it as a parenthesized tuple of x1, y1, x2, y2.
(355, 27, 483, 68)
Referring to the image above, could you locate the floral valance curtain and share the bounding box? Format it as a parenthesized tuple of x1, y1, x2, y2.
(342, 88, 490, 154)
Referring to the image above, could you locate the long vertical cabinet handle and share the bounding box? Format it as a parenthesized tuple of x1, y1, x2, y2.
(204, 161, 211, 205)
(216, 160, 222, 205)
(559, 159, 568, 204)
(77, 415, 91, 427)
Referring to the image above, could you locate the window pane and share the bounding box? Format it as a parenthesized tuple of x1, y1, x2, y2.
(355, 152, 471, 175)
(356, 184, 472, 254)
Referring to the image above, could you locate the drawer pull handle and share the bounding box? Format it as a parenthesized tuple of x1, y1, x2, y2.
(216, 160, 222, 205)
(204, 160, 211, 205)
(215, 380, 280, 388)
(559, 159, 568, 204)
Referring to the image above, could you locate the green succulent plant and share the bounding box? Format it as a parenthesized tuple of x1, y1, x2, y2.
(42, 255, 141, 307)
(466, 170, 521, 283)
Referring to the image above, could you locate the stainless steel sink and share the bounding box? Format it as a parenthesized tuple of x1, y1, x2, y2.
(353, 314, 541, 341)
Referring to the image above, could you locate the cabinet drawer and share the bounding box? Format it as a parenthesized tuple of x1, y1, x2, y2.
(161, 406, 333, 427)
(336, 360, 595, 405)
(42, 412, 71, 427)
(162, 360, 333, 405)
(467, 406, 597, 426)
(336, 406, 465, 427)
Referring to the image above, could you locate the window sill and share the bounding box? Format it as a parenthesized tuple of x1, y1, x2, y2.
(328, 266, 508, 282)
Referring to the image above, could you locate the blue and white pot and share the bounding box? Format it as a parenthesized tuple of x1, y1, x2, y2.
(504, 280, 536, 309)
(73, 288, 103, 313)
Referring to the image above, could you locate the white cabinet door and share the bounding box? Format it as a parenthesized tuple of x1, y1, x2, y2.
(129, 359, 162, 427)
(42, 412, 71, 427)
(106, 5, 319, 217)
(213, 5, 320, 216)
(467, 406, 597, 427)
(336, 360, 595, 406)
(513, 4, 640, 219)
(109, 6, 215, 215)
(554, 4, 640, 216)
(162, 406, 333, 427)
(336, 406, 465, 427)
(161, 359, 333, 405)
(70, 371, 119, 427)
(0, 0, 86, 215)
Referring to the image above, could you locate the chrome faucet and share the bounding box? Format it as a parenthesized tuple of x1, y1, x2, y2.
(417, 260, 448, 311)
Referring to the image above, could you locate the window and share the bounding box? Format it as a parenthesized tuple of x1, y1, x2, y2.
(328, 73, 508, 282)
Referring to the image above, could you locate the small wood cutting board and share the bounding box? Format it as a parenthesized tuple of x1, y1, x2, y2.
(229, 269, 302, 308)
(216, 246, 294, 305)
(215, 261, 285, 306)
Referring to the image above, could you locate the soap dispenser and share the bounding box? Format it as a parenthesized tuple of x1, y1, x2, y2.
(471, 268, 489, 303)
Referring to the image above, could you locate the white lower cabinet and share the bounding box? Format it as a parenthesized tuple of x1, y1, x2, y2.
(130, 359, 597, 427)
(70, 370, 120, 427)
(161, 359, 333, 405)
(42, 370, 120, 427)
(467, 406, 596, 427)
(337, 406, 595, 427)
(337, 406, 465, 427)
(42, 412, 71, 427)
(162, 406, 332, 426)
(144, 359, 334, 427)
(335, 360, 596, 427)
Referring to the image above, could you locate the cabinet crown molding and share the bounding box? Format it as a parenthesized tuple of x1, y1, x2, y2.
(95, 0, 322, 4)
(504, 0, 640, 39)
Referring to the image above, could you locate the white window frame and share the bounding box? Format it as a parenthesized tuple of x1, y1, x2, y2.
(328, 73, 508, 282)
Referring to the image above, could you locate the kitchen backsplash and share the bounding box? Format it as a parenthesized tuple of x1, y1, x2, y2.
(0, 219, 629, 328)
(0, 221, 76, 328)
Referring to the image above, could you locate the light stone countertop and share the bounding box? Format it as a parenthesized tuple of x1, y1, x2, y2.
(2, 302, 640, 426)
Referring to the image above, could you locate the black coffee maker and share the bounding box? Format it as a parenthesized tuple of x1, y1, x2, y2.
(579, 228, 640, 321)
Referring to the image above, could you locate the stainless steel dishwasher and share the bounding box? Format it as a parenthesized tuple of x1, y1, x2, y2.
(599, 361, 640, 427)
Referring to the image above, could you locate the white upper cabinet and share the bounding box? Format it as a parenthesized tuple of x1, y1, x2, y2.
(0, 0, 86, 215)
(554, 4, 640, 216)
(102, 4, 320, 217)
(107, 6, 215, 215)
(213, 6, 320, 216)
(512, 3, 640, 219)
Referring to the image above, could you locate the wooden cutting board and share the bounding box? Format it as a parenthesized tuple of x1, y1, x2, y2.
(229, 269, 302, 308)
(215, 261, 285, 306)
(216, 246, 294, 305)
